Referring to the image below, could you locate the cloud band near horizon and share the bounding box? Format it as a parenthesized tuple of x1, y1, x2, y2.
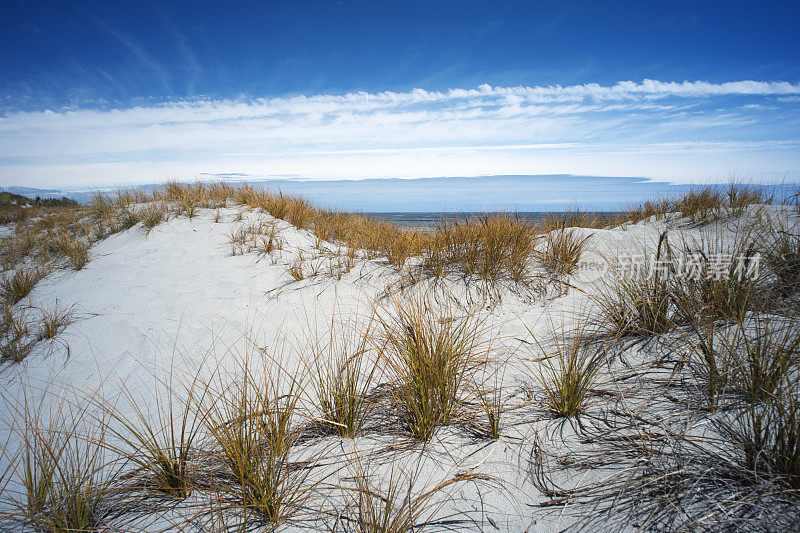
(2, 80, 799, 188)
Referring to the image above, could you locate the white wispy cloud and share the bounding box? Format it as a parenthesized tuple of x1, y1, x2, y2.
(92, 17, 172, 93)
(1, 80, 799, 187)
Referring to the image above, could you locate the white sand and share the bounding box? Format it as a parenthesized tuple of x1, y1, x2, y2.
(0, 202, 796, 531)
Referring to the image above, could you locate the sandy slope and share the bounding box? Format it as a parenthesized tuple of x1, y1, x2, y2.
(0, 203, 796, 531)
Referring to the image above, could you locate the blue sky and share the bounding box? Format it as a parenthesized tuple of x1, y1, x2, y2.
(1, 1, 799, 189)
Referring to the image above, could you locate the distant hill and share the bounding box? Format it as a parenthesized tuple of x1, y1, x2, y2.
(0, 191, 34, 210)
(0, 191, 79, 211)
(1, 185, 88, 205)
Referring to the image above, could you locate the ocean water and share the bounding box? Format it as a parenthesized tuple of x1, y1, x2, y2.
(362, 211, 618, 232)
(251, 174, 678, 212)
(4, 174, 793, 214)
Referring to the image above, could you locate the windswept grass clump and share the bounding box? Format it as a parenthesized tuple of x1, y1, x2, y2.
(39, 305, 72, 340)
(725, 182, 773, 216)
(724, 395, 800, 491)
(1, 304, 71, 362)
(670, 228, 762, 321)
(91, 369, 205, 499)
(289, 256, 305, 281)
(558, 394, 800, 530)
(377, 227, 423, 269)
(475, 370, 504, 440)
(679, 310, 799, 412)
(528, 309, 798, 530)
(264, 193, 290, 220)
(49, 232, 89, 270)
(301, 207, 426, 269)
(540, 226, 589, 277)
(1, 232, 38, 268)
(199, 349, 312, 529)
(0, 266, 47, 305)
(8, 398, 112, 532)
(139, 203, 168, 233)
(669, 228, 765, 409)
(304, 319, 377, 438)
(597, 267, 674, 337)
(685, 313, 800, 408)
(730, 315, 800, 404)
(595, 227, 764, 342)
(113, 188, 148, 209)
(0, 306, 35, 363)
(762, 225, 800, 296)
(377, 295, 489, 440)
(116, 210, 141, 232)
(619, 182, 773, 226)
(155, 180, 229, 215)
(340, 457, 487, 532)
(286, 196, 314, 229)
(89, 192, 116, 225)
(178, 189, 201, 218)
(593, 234, 674, 337)
(341, 218, 425, 268)
(228, 217, 283, 256)
(260, 223, 282, 254)
(677, 187, 726, 223)
(421, 213, 537, 282)
(655, 334, 800, 525)
(526, 321, 604, 418)
(623, 197, 673, 224)
(664, 182, 772, 224)
(682, 315, 733, 412)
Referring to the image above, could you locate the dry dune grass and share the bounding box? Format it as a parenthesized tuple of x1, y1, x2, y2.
(592, 233, 675, 338)
(91, 369, 205, 500)
(222, 185, 539, 284)
(228, 218, 284, 256)
(2, 179, 769, 291)
(138, 203, 169, 233)
(670, 226, 763, 320)
(526, 320, 606, 418)
(301, 318, 377, 438)
(542, 209, 623, 230)
(2, 269, 799, 531)
(761, 217, 800, 297)
(337, 454, 490, 532)
(2, 192, 146, 275)
(593, 222, 772, 342)
(3, 391, 114, 532)
(39, 305, 71, 340)
(421, 213, 537, 282)
(0, 266, 48, 305)
(198, 350, 315, 529)
(540, 226, 589, 277)
(216, 181, 778, 288)
(48, 232, 90, 270)
(376, 295, 493, 441)
(0, 306, 37, 363)
(527, 309, 800, 531)
(621, 182, 775, 225)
